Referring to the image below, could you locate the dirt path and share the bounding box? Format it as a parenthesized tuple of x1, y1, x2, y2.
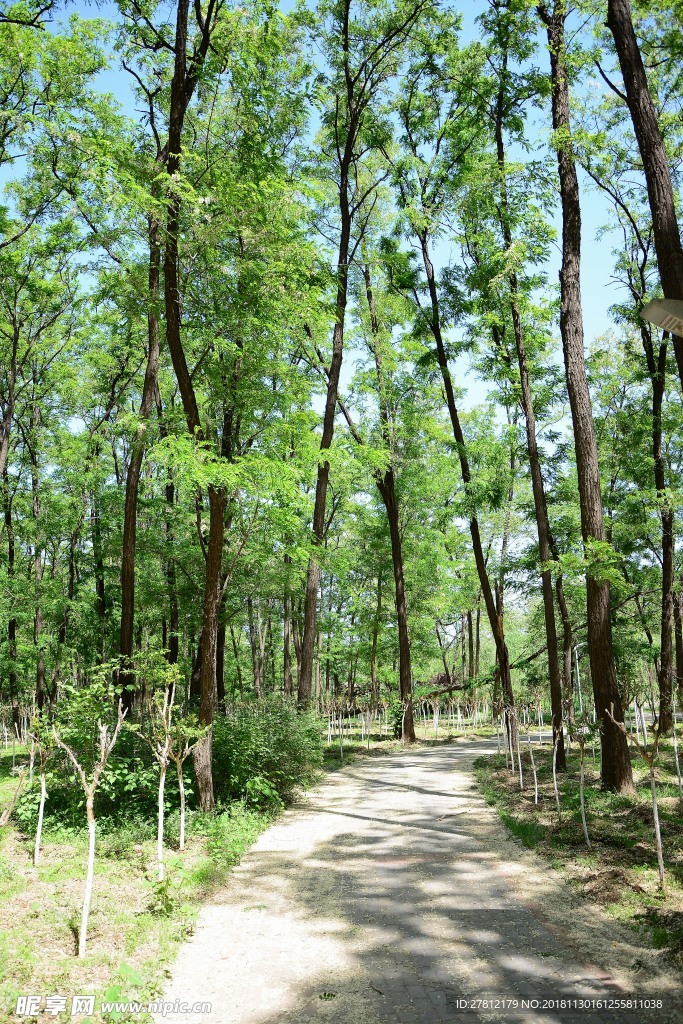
(155, 740, 681, 1024)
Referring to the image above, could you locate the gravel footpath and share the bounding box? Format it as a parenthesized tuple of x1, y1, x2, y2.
(154, 739, 682, 1024)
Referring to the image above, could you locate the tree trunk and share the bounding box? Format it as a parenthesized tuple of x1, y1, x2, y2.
(192, 484, 225, 809)
(229, 624, 243, 698)
(493, 86, 566, 767)
(606, 0, 683, 393)
(419, 231, 517, 745)
(283, 555, 292, 697)
(119, 218, 161, 710)
(91, 490, 107, 662)
(162, 0, 224, 812)
(641, 326, 674, 732)
(190, 636, 202, 703)
(299, 22, 360, 705)
(467, 611, 474, 679)
(370, 574, 382, 703)
(216, 616, 226, 708)
(79, 796, 96, 959)
(555, 573, 574, 722)
(475, 604, 481, 679)
(0, 324, 18, 482)
(362, 263, 415, 740)
(247, 597, 262, 698)
(674, 592, 683, 705)
(298, 215, 350, 705)
(377, 471, 415, 740)
(541, 2, 633, 792)
(29, 407, 45, 713)
(436, 622, 452, 687)
(3, 474, 19, 734)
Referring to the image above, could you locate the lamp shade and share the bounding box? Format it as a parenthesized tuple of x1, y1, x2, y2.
(640, 298, 683, 338)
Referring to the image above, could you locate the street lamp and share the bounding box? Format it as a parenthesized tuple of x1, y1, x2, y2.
(640, 298, 683, 337)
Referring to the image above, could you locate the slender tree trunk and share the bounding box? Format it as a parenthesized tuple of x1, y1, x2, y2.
(119, 218, 161, 710)
(475, 604, 481, 679)
(0, 325, 18, 481)
(298, 207, 350, 706)
(493, 74, 566, 768)
(555, 573, 574, 721)
(190, 636, 201, 702)
(91, 491, 107, 662)
(541, 2, 634, 792)
(177, 760, 186, 850)
(247, 598, 262, 698)
(299, 13, 363, 705)
(162, 0, 224, 811)
(606, 0, 683, 393)
(193, 484, 225, 808)
(467, 611, 474, 679)
(283, 554, 292, 697)
(29, 410, 45, 713)
(216, 617, 226, 708)
(229, 624, 243, 698)
(674, 592, 683, 705)
(436, 622, 452, 687)
(511, 311, 566, 765)
(165, 479, 179, 667)
(419, 231, 517, 744)
(377, 470, 415, 740)
(292, 601, 302, 680)
(79, 796, 96, 959)
(3, 474, 19, 734)
(363, 263, 415, 740)
(370, 573, 382, 703)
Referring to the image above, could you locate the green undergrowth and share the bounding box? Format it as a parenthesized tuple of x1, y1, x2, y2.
(0, 699, 324, 1023)
(0, 759, 272, 1022)
(475, 740, 683, 970)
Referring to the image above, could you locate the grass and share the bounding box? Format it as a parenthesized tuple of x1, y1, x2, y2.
(0, 743, 273, 1023)
(474, 734, 683, 971)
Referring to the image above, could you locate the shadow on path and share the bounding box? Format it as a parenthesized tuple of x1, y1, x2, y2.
(155, 741, 680, 1024)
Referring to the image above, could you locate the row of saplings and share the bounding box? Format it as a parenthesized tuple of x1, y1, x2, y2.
(498, 698, 683, 892)
(1, 663, 208, 959)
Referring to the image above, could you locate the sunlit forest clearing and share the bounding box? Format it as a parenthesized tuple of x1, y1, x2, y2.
(1, 0, 683, 1019)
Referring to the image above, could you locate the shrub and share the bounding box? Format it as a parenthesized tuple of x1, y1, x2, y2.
(212, 697, 323, 806)
(15, 695, 321, 829)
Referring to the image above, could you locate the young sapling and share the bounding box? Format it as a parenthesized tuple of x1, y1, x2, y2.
(28, 718, 53, 867)
(606, 704, 665, 890)
(572, 716, 592, 849)
(53, 699, 126, 956)
(514, 710, 524, 790)
(526, 730, 538, 804)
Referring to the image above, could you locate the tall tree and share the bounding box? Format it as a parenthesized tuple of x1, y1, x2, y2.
(539, 0, 634, 793)
(297, 0, 430, 707)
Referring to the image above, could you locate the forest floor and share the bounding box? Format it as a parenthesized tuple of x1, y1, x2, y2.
(154, 737, 682, 1024)
(474, 738, 683, 974)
